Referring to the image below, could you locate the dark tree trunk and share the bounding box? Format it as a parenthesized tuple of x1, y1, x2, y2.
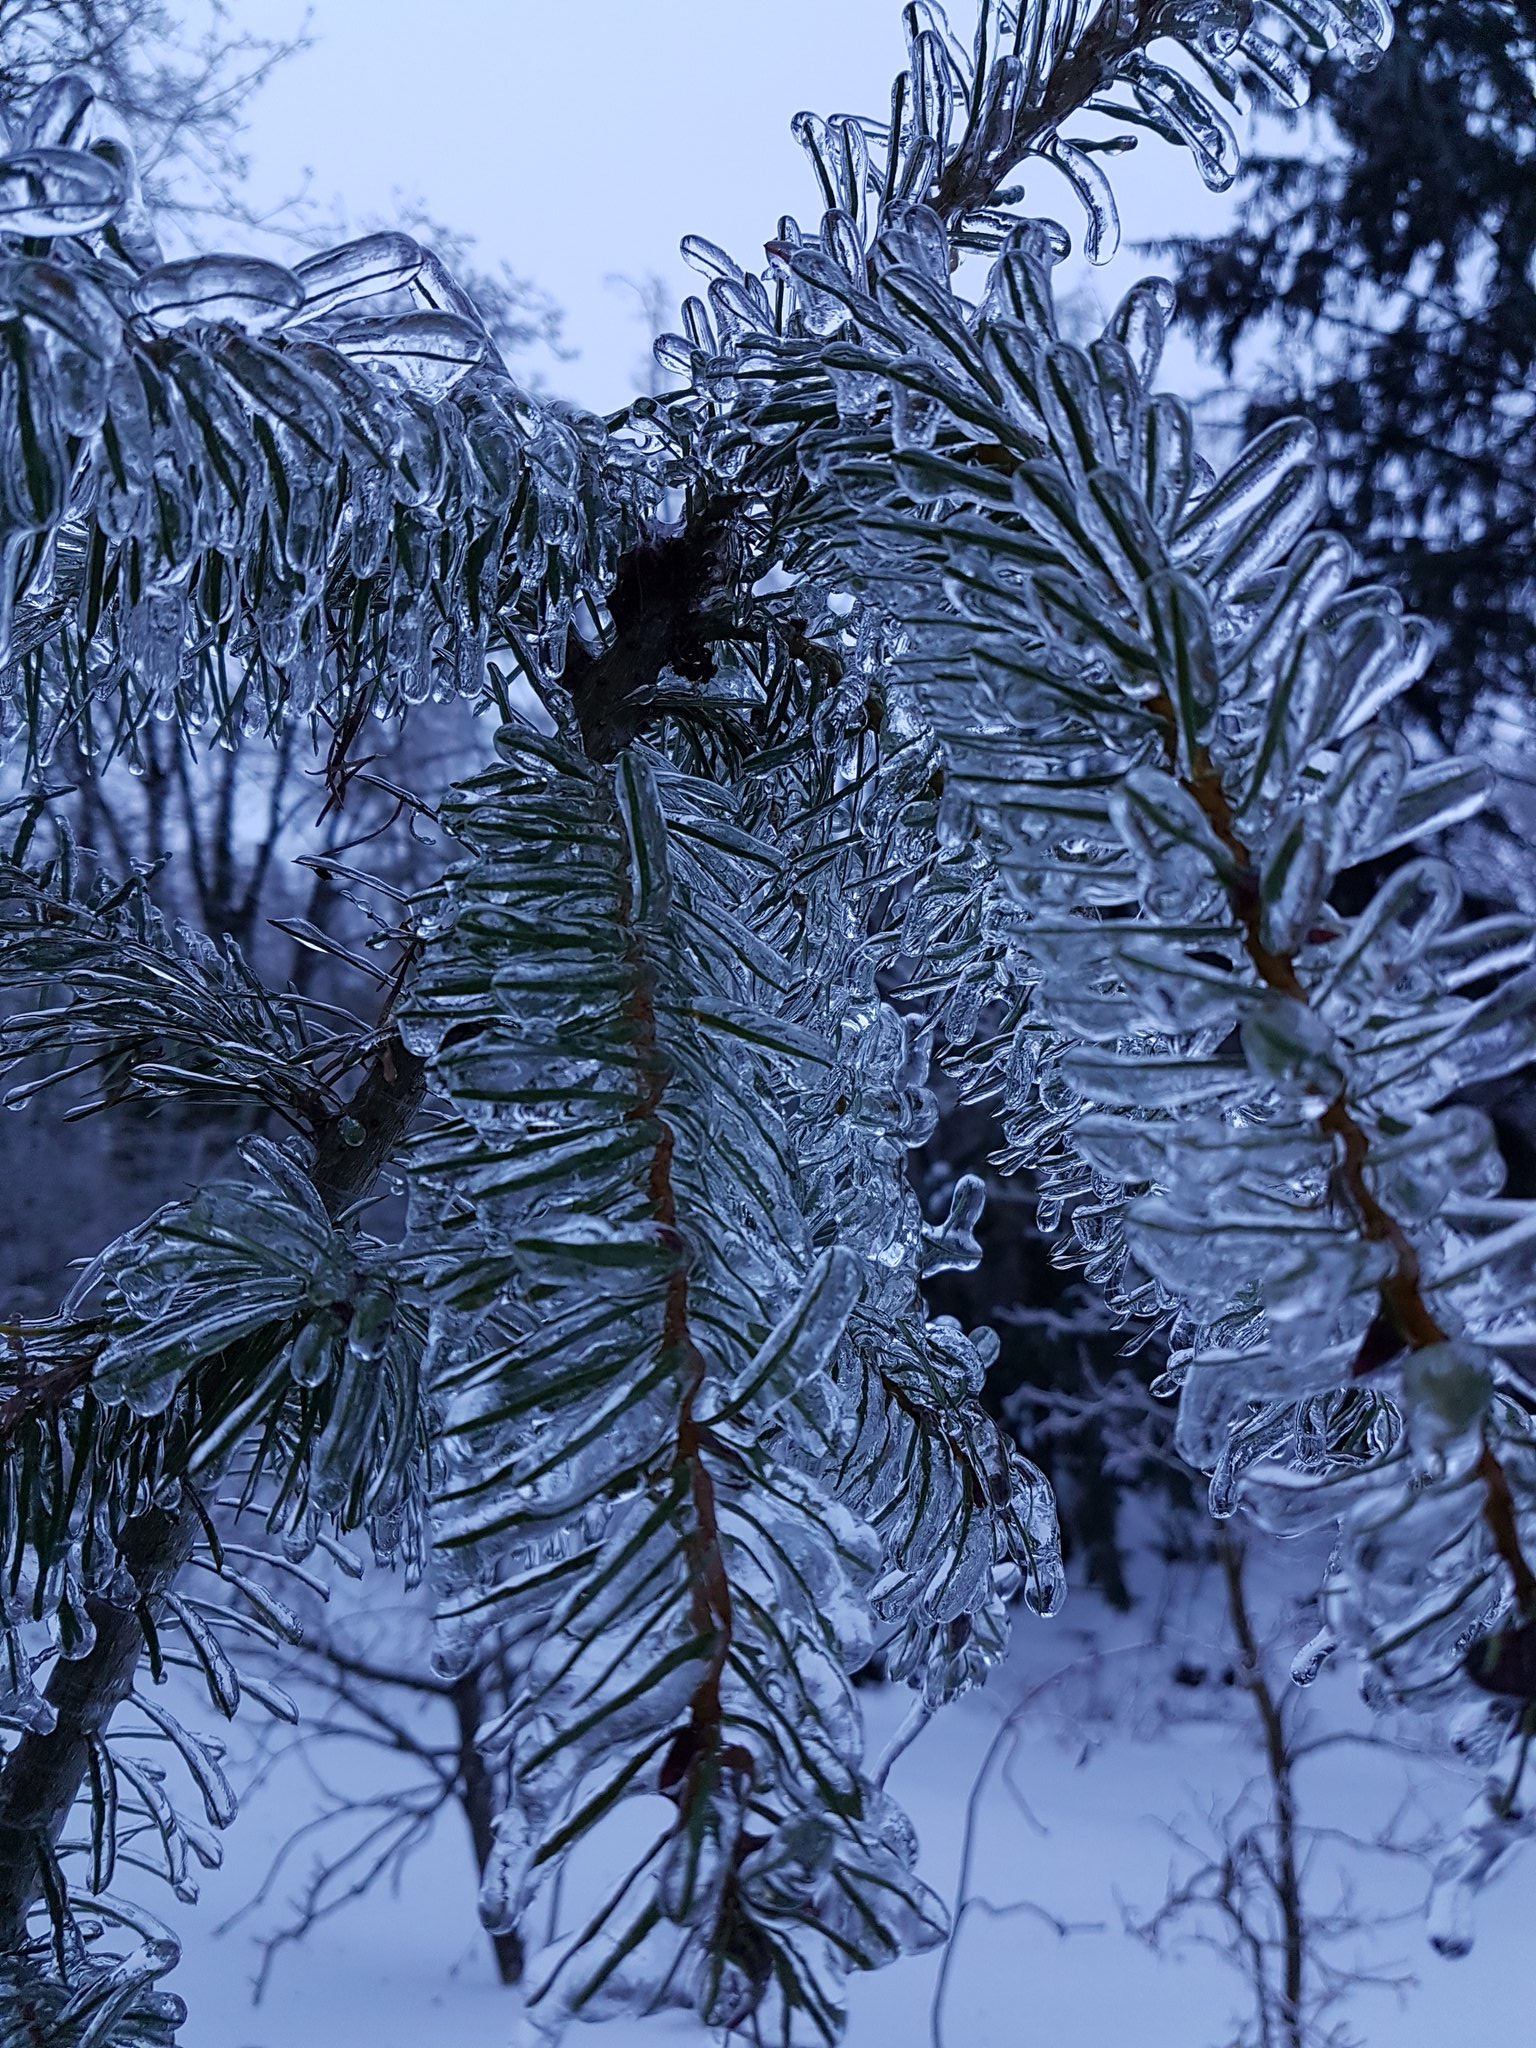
(449, 1669, 523, 1986)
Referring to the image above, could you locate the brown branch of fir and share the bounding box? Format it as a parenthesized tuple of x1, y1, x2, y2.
(1173, 724, 1442, 1343)
(614, 860, 736, 1806)
(309, 1032, 425, 1219)
(931, 0, 1168, 224)
(0, 1344, 102, 1448)
(1151, 695, 1536, 1613)
(0, 1500, 198, 1951)
(0, 1031, 428, 1944)
(564, 498, 745, 765)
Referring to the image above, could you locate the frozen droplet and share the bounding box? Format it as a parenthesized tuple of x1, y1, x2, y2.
(1427, 1873, 1475, 1959)
(1290, 1626, 1336, 1686)
(22, 74, 96, 150)
(1105, 275, 1176, 388)
(1047, 139, 1121, 264)
(921, 1174, 986, 1276)
(0, 145, 123, 236)
(130, 254, 304, 334)
(331, 311, 486, 395)
(295, 230, 424, 321)
(1175, 417, 1318, 564)
(1127, 57, 1240, 191)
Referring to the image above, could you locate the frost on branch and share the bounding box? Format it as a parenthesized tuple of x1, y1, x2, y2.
(397, 726, 1058, 2034)
(0, 130, 664, 762)
(746, 216, 1536, 1714)
(25, 0, 1536, 2039)
(668, 5, 1532, 1950)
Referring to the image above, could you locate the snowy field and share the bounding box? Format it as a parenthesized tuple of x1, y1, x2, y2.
(158, 1553, 1535, 2048)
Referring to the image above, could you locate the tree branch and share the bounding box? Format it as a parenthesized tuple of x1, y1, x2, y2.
(0, 1501, 196, 1950)
(563, 500, 741, 763)
(0, 1029, 428, 1942)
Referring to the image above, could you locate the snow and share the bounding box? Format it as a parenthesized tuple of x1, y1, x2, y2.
(159, 1547, 1536, 2047)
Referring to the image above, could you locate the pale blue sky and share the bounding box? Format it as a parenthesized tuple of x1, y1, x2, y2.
(228, 0, 1236, 408)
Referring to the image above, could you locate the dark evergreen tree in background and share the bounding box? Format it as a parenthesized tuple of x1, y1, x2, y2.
(1165, 1, 1536, 738)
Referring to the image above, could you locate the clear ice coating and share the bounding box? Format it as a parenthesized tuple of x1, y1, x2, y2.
(293, 230, 425, 317)
(0, 134, 668, 758)
(647, 0, 1533, 1974)
(0, 141, 122, 235)
(759, 203, 1536, 1630)
(28, 3, 1536, 2042)
(129, 254, 305, 334)
(399, 725, 1057, 2032)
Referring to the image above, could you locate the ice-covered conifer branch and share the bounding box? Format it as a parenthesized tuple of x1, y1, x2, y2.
(2, 0, 1464, 2034)
(1140, 650, 1536, 1612)
(0, 1064, 430, 2022)
(579, 0, 1536, 1960)
(392, 717, 1055, 2035)
(0, 826, 353, 1133)
(710, 109, 1536, 1940)
(0, 99, 668, 765)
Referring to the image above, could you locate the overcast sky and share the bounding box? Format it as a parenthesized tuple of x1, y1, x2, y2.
(227, 0, 1237, 409)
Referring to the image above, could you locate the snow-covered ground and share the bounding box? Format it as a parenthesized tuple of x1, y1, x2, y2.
(154, 1544, 1534, 2048)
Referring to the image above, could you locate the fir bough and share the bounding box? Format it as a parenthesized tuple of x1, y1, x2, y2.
(5, 3, 1530, 2040)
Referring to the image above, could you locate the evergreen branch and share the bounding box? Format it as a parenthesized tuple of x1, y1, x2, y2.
(931, 0, 1166, 221)
(737, 123, 1536, 1733)
(0, 1028, 426, 1945)
(564, 500, 744, 765)
(622, 912, 736, 1807)
(0, 1334, 104, 1446)
(1151, 696, 1536, 1611)
(0, 4, 1436, 2029)
(0, 1503, 197, 1950)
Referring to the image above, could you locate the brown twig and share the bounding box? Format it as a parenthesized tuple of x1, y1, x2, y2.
(1151, 698, 1536, 1614)
(931, 1, 1164, 223)
(564, 501, 743, 765)
(0, 1028, 429, 1941)
(615, 857, 736, 1805)
(1217, 1531, 1305, 2048)
(0, 1345, 100, 1447)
